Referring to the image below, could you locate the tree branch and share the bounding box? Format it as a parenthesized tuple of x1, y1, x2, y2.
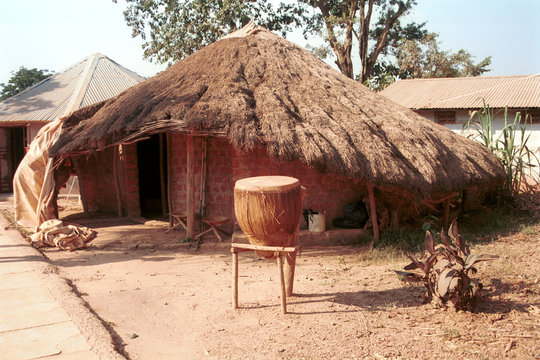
(362, 0, 408, 82)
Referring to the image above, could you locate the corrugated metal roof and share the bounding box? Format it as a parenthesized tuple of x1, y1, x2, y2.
(0, 53, 145, 123)
(380, 74, 540, 110)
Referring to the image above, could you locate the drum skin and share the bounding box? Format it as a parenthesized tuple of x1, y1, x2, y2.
(234, 176, 304, 258)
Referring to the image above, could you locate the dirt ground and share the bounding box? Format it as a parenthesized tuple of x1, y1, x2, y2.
(29, 199, 540, 359)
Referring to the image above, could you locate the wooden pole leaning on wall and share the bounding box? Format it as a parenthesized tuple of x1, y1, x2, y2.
(200, 138, 208, 219)
(367, 183, 379, 249)
(166, 134, 173, 227)
(186, 135, 196, 239)
(71, 157, 88, 214)
(159, 133, 167, 218)
(113, 146, 123, 217)
(443, 198, 450, 230)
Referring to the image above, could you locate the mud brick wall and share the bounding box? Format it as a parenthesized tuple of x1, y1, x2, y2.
(169, 135, 234, 232)
(73, 149, 117, 213)
(120, 144, 140, 218)
(169, 136, 365, 230)
(72, 144, 140, 217)
(74, 134, 367, 230)
(231, 145, 366, 229)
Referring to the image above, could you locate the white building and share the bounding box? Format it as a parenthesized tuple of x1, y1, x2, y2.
(381, 74, 540, 180)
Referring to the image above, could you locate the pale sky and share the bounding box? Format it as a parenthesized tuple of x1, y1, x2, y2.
(1, 0, 539, 85)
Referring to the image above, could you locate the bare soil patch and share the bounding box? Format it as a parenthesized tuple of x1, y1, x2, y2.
(32, 203, 539, 360)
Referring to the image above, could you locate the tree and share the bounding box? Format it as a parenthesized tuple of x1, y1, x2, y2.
(395, 32, 491, 79)
(365, 32, 491, 91)
(292, 0, 426, 82)
(0, 67, 52, 101)
(115, 0, 426, 82)
(114, 0, 301, 64)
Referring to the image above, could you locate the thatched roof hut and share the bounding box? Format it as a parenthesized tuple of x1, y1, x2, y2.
(50, 24, 504, 238)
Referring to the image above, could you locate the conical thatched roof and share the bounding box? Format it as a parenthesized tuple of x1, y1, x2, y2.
(51, 25, 504, 200)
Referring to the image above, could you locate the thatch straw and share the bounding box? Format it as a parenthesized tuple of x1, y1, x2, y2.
(51, 25, 504, 199)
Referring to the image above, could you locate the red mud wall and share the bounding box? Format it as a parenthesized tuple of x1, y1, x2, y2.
(120, 144, 141, 218)
(71, 144, 140, 217)
(72, 148, 118, 214)
(73, 135, 367, 231)
(231, 146, 365, 229)
(168, 135, 365, 230)
(169, 135, 234, 230)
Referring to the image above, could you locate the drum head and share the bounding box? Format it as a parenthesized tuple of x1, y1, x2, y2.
(234, 176, 299, 192)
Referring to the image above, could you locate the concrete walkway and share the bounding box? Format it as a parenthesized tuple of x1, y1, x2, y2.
(0, 194, 122, 360)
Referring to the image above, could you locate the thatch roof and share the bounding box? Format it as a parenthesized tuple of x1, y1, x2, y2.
(51, 25, 504, 200)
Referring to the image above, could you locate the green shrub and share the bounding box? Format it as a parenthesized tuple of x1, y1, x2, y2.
(463, 101, 539, 199)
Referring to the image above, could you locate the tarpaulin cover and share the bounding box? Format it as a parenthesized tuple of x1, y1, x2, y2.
(29, 219, 96, 251)
(13, 119, 63, 230)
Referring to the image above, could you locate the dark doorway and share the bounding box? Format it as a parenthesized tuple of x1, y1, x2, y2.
(0, 127, 26, 192)
(10, 127, 26, 171)
(137, 134, 168, 218)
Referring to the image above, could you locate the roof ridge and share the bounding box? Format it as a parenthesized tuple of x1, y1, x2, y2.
(98, 55, 146, 83)
(396, 74, 539, 82)
(62, 54, 100, 117)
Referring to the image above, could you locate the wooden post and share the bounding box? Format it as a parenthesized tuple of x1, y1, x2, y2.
(367, 183, 379, 248)
(284, 231, 298, 297)
(71, 158, 88, 213)
(232, 248, 238, 310)
(186, 135, 196, 238)
(461, 190, 467, 213)
(159, 133, 167, 218)
(443, 198, 450, 230)
(284, 252, 296, 297)
(113, 146, 123, 217)
(200, 138, 208, 219)
(277, 254, 287, 314)
(166, 134, 173, 227)
(391, 208, 400, 230)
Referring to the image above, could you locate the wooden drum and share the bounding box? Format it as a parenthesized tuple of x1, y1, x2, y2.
(234, 176, 304, 258)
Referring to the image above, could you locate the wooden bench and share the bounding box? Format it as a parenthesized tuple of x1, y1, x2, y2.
(165, 212, 187, 233)
(195, 216, 230, 241)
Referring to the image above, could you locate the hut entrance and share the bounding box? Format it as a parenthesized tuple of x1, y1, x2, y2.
(137, 134, 168, 219)
(0, 127, 26, 192)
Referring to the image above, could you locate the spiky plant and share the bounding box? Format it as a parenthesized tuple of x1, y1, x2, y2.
(396, 220, 498, 310)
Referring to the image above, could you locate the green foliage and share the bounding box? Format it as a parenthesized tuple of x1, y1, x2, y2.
(182, 236, 195, 243)
(0, 66, 52, 101)
(376, 228, 425, 253)
(114, 0, 300, 65)
(116, 0, 491, 90)
(394, 32, 491, 79)
(114, 0, 425, 82)
(395, 220, 498, 310)
(463, 101, 539, 198)
(367, 32, 491, 90)
(364, 60, 398, 91)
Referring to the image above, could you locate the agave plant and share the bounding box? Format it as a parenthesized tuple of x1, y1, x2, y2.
(396, 220, 498, 310)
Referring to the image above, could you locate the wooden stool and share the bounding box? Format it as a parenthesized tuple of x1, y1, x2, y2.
(195, 216, 229, 241)
(231, 243, 300, 314)
(165, 212, 187, 233)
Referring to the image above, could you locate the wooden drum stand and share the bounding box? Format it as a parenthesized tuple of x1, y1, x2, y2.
(231, 243, 301, 314)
